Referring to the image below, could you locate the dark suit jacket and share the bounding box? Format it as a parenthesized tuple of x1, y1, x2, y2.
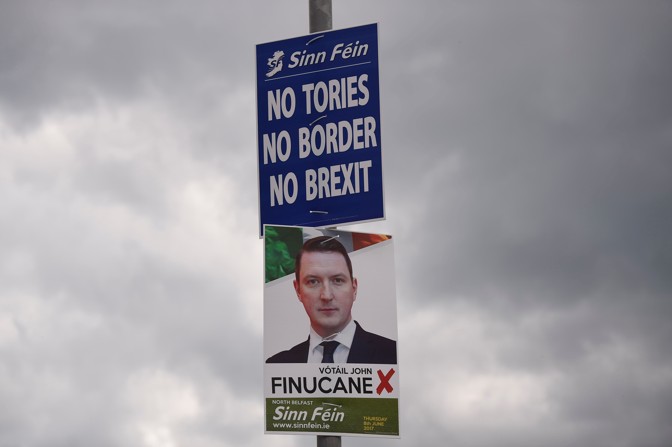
(266, 321, 397, 364)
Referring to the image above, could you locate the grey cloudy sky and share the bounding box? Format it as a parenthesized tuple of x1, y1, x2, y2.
(1, 1, 671, 446)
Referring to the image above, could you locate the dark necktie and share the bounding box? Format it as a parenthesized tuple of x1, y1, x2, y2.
(320, 341, 340, 363)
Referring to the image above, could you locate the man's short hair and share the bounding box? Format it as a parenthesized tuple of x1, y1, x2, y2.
(295, 236, 353, 281)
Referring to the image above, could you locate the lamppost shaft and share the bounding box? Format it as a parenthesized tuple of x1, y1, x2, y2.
(309, 0, 332, 33)
(309, 2, 338, 447)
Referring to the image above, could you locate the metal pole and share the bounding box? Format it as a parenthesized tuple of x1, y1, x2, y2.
(317, 435, 341, 447)
(312, 3, 337, 444)
(310, 2, 337, 446)
(309, 0, 332, 33)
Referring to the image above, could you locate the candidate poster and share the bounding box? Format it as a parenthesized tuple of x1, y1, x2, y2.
(256, 24, 384, 236)
(263, 225, 399, 437)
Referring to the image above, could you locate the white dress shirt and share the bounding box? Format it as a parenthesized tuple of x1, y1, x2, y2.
(306, 319, 357, 363)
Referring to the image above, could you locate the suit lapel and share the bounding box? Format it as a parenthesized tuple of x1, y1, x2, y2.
(297, 338, 310, 362)
(346, 321, 371, 363)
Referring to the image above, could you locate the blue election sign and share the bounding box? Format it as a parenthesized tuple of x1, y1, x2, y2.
(256, 23, 384, 235)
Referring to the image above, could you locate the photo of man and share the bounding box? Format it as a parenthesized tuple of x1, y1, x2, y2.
(266, 234, 397, 364)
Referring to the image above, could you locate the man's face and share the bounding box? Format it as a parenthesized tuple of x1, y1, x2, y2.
(294, 250, 358, 338)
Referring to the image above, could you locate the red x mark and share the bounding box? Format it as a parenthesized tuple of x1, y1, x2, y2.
(376, 368, 395, 395)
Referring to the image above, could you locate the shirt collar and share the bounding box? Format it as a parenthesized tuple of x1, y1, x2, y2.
(308, 319, 357, 355)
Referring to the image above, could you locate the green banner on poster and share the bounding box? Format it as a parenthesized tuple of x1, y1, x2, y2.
(266, 397, 398, 436)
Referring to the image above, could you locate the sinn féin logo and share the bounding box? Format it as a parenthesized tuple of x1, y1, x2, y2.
(266, 51, 285, 78)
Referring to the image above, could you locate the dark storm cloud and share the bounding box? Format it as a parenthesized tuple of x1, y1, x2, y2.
(381, 1, 672, 307)
(0, 0, 305, 125)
